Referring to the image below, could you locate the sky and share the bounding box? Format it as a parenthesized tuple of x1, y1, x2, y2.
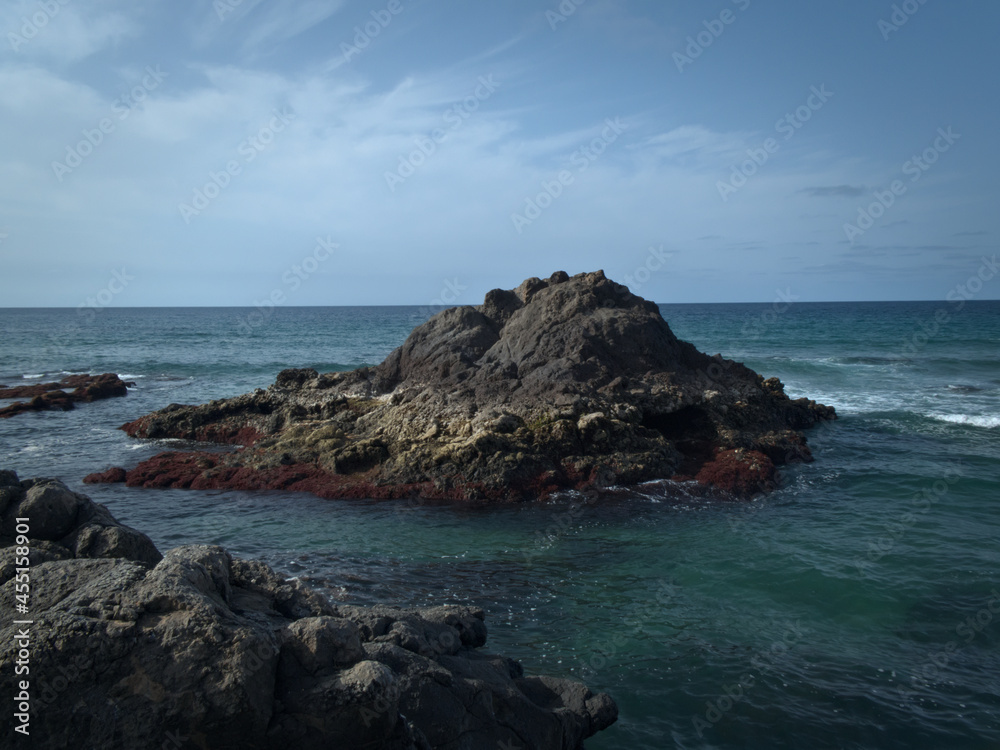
(1, 0, 998, 307)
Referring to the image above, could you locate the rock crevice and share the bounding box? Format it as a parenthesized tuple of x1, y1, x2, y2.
(95, 271, 835, 499)
(0, 472, 617, 749)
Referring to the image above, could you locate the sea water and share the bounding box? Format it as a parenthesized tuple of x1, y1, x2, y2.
(1, 302, 998, 749)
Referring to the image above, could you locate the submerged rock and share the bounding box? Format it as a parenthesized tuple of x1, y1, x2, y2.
(97, 271, 834, 500)
(0, 373, 133, 419)
(0, 473, 617, 749)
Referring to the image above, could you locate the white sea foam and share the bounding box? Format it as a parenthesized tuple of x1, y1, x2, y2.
(819, 356, 910, 367)
(932, 414, 1000, 429)
(783, 385, 900, 415)
(23, 373, 45, 379)
(119, 373, 145, 380)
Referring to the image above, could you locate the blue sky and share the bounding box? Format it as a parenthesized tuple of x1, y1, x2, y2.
(1, 0, 998, 306)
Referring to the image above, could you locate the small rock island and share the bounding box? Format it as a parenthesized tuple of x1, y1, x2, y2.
(90, 271, 835, 500)
(0, 373, 132, 419)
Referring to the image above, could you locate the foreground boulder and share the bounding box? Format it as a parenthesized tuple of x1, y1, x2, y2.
(96, 271, 834, 500)
(0, 470, 160, 571)
(0, 373, 133, 419)
(0, 473, 617, 749)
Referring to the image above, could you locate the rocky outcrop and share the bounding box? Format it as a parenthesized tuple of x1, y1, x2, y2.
(0, 373, 133, 419)
(95, 271, 834, 500)
(0, 470, 161, 572)
(0, 472, 617, 749)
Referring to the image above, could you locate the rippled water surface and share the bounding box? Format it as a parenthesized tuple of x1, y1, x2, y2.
(1, 302, 998, 749)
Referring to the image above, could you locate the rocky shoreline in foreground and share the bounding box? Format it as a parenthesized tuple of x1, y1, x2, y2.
(88, 271, 835, 501)
(0, 470, 617, 749)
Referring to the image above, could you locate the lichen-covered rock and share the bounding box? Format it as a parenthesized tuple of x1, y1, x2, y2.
(0, 474, 617, 749)
(105, 271, 835, 499)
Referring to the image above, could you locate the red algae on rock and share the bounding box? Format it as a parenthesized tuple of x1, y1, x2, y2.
(0, 373, 132, 419)
(693, 449, 777, 498)
(91, 272, 836, 501)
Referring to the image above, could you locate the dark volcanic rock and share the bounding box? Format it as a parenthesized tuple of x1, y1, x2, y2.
(0, 373, 133, 419)
(107, 271, 834, 500)
(0, 474, 617, 749)
(0, 476, 161, 570)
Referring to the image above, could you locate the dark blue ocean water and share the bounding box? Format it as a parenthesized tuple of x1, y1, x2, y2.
(1, 302, 998, 750)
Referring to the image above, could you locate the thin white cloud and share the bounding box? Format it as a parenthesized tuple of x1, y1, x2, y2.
(0, 64, 100, 113)
(0, 0, 991, 307)
(240, 0, 345, 50)
(577, 0, 681, 49)
(2, 1, 138, 62)
(631, 126, 747, 163)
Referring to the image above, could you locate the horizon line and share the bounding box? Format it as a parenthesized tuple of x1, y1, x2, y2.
(1, 298, 999, 310)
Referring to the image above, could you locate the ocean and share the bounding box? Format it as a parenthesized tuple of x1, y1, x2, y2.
(1, 301, 998, 750)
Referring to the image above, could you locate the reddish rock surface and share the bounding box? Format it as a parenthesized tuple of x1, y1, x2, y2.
(121, 413, 264, 446)
(82, 467, 128, 484)
(93, 452, 532, 503)
(0, 373, 133, 419)
(693, 448, 778, 498)
(93, 272, 836, 501)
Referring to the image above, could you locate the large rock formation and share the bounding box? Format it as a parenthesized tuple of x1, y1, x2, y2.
(92, 271, 834, 500)
(0, 472, 617, 749)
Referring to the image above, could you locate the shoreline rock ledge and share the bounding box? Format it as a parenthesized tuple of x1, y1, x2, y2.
(93, 271, 835, 500)
(0, 471, 617, 749)
(0, 373, 133, 419)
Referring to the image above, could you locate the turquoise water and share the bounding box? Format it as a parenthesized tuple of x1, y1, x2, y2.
(1, 302, 998, 749)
